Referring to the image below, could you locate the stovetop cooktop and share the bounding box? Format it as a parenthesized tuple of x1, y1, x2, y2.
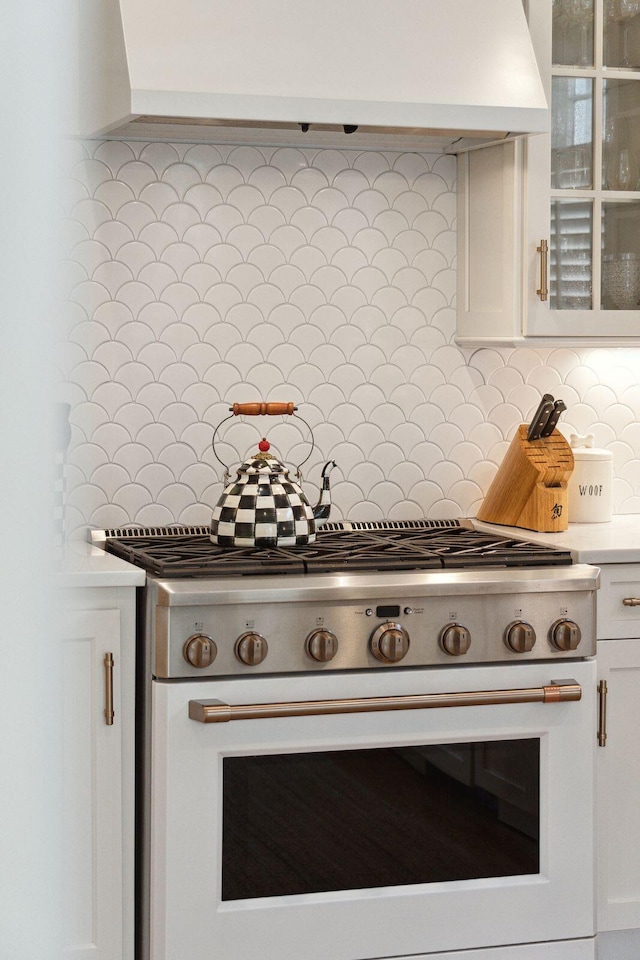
(98, 519, 573, 578)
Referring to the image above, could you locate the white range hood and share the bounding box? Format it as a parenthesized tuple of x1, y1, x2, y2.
(79, 0, 548, 151)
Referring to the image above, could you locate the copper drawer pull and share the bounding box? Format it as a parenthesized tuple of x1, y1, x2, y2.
(188, 680, 581, 723)
(537, 239, 549, 301)
(597, 679, 608, 747)
(623, 597, 640, 607)
(104, 653, 114, 726)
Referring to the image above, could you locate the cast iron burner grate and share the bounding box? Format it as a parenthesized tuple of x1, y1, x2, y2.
(99, 520, 573, 578)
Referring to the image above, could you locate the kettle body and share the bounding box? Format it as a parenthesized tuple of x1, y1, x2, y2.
(211, 448, 336, 547)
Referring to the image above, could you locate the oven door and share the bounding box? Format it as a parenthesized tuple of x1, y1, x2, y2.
(150, 660, 595, 960)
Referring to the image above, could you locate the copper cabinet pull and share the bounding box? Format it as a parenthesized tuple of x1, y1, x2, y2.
(104, 652, 114, 726)
(188, 680, 581, 723)
(537, 239, 549, 301)
(597, 679, 608, 747)
(622, 597, 640, 607)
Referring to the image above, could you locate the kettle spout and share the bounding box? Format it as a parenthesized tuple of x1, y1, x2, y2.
(313, 461, 337, 521)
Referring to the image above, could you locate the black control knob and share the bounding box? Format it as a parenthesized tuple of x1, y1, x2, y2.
(439, 623, 471, 657)
(235, 632, 269, 665)
(549, 619, 581, 651)
(370, 622, 410, 663)
(183, 634, 217, 668)
(306, 629, 338, 662)
(504, 620, 536, 653)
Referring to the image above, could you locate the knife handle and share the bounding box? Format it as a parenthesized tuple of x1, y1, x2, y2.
(527, 395, 555, 441)
(540, 399, 566, 437)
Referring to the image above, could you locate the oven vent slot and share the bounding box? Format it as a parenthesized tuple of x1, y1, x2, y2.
(319, 519, 463, 532)
(90, 524, 213, 543)
(90, 518, 465, 543)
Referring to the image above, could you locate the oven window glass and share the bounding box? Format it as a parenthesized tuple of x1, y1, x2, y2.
(222, 739, 540, 900)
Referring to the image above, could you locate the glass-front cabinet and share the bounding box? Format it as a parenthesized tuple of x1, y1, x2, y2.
(457, 0, 640, 343)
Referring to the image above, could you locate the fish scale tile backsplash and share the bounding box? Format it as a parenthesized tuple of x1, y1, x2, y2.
(57, 139, 640, 538)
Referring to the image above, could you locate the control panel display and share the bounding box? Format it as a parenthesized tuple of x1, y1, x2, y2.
(376, 605, 400, 619)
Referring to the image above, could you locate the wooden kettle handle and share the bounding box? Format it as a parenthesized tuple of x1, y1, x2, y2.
(231, 402, 297, 416)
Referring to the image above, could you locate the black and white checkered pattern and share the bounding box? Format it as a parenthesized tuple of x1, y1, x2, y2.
(211, 456, 317, 547)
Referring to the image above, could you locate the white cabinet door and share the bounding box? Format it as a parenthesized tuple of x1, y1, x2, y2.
(62, 608, 123, 960)
(525, 0, 640, 340)
(457, 0, 640, 345)
(596, 638, 640, 932)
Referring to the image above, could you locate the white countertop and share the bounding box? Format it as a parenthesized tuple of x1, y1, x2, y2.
(56, 540, 146, 588)
(473, 515, 640, 564)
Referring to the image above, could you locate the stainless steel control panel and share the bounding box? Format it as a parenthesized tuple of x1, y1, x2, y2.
(148, 566, 599, 678)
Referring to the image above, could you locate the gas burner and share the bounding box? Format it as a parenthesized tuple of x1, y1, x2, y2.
(98, 521, 573, 578)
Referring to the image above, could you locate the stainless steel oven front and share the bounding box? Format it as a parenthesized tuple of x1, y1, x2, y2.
(145, 569, 598, 960)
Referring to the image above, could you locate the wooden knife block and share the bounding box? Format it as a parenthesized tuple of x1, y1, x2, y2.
(476, 425, 574, 532)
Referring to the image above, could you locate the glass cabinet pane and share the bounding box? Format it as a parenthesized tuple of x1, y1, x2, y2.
(551, 200, 593, 308)
(604, 0, 640, 68)
(602, 201, 640, 308)
(552, 78, 594, 188)
(603, 80, 640, 190)
(552, 0, 594, 66)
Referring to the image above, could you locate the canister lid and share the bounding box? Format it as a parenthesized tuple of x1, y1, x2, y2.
(570, 433, 613, 461)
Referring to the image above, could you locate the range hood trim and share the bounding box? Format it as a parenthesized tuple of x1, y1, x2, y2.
(128, 90, 548, 138)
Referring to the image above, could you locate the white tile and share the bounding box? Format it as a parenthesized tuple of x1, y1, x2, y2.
(309, 149, 350, 180)
(68, 239, 111, 277)
(181, 263, 223, 298)
(352, 152, 391, 180)
(330, 169, 369, 203)
(227, 183, 266, 217)
(162, 162, 204, 197)
(269, 185, 308, 219)
(138, 221, 180, 258)
(71, 197, 113, 230)
(117, 200, 157, 236)
(370, 248, 408, 282)
(309, 186, 349, 220)
(325, 363, 367, 397)
(331, 208, 369, 243)
(70, 157, 114, 192)
(246, 205, 287, 241)
(117, 161, 159, 196)
(61, 141, 640, 530)
(182, 184, 224, 218)
(327, 287, 365, 322)
(94, 180, 136, 213)
(138, 143, 182, 176)
(289, 245, 328, 280)
(247, 165, 288, 200)
(93, 140, 137, 175)
(182, 144, 225, 176)
(353, 189, 389, 223)
(289, 167, 329, 201)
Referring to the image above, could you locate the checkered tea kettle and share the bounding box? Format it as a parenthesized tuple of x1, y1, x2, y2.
(210, 402, 336, 547)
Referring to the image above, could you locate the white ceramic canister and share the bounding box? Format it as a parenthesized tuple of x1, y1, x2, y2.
(568, 434, 613, 523)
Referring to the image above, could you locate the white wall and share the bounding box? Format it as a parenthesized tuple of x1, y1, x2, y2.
(58, 140, 640, 537)
(0, 1, 67, 958)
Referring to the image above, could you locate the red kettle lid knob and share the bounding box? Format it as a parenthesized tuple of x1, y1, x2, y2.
(258, 438, 270, 452)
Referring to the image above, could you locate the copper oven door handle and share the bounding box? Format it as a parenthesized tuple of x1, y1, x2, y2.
(188, 680, 581, 723)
